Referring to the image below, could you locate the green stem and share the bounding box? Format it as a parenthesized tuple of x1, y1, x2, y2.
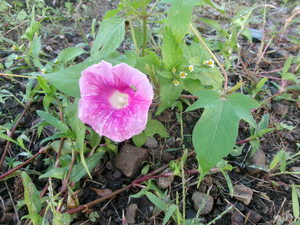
(189, 23, 228, 91)
(142, 15, 148, 56)
(128, 19, 140, 55)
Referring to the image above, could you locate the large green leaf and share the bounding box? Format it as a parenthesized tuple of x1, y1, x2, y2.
(44, 60, 97, 97)
(157, 78, 183, 114)
(161, 27, 183, 70)
(91, 17, 125, 59)
(186, 90, 259, 173)
(166, 0, 197, 42)
(37, 110, 70, 134)
(57, 47, 86, 64)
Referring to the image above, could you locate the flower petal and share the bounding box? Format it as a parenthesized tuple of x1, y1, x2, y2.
(112, 63, 154, 101)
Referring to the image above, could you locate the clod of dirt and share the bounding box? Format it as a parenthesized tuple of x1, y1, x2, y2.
(125, 203, 138, 224)
(246, 210, 262, 223)
(231, 211, 244, 225)
(273, 103, 289, 115)
(248, 149, 266, 174)
(115, 144, 149, 178)
(144, 137, 158, 149)
(157, 169, 174, 189)
(233, 185, 253, 205)
(0, 212, 15, 224)
(191, 192, 214, 215)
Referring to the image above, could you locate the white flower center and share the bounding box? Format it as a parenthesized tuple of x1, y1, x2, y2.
(109, 91, 129, 109)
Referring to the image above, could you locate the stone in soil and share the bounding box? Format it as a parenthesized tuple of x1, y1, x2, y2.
(233, 185, 253, 205)
(273, 103, 289, 115)
(248, 149, 266, 174)
(125, 203, 138, 224)
(115, 144, 149, 178)
(157, 169, 174, 189)
(191, 192, 214, 215)
(144, 136, 158, 149)
(246, 210, 261, 223)
(231, 211, 244, 225)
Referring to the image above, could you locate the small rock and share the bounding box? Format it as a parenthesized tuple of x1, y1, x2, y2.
(233, 185, 253, 205)
(126, 204, 138, 224)
(248, 149, 266, 174)
(112, 169, 122, 179)
(166, 136, 176, 147)
(115, 144, 149, 178)
(157, 169, 174, 189)
(231, 211, 244, 225)
(235, 203, 245, 212)
(282, 132, 295, 142)
(246, 210, 261, 223)
(273, 103, 289, 115)
(192, 192, 214, 215)
(144, 137, 158, 149)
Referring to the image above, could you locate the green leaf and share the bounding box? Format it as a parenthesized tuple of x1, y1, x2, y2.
(157, 78, 183, 114)
(282, 56, 293, 74)
(292, 185, 300, 219)
(30, 36, 41, 57)
(183, 79, 203, 94)
(163, 204, 177, 225)
(57, 47, 86, 64)
(132, 132, 147, 147)
(145, 118, 169, 137)
(269, 150, 285, 170)
(186, 90, 259, 173)
(37, 110, 70, 134)
(44, 60, 97, 97)
(91, 17, 125, 59)
(161, 27, 183, 70)
(166, 0, 196, 42)
(70, 151, 104, 183)
(52, 212, 71, 225)
(145, 192, 168, 211)
(21, 172, 42, 225)
(65, 101, 91, 179)
(192, 67, 223, 90)
(39, 167, 67, 180)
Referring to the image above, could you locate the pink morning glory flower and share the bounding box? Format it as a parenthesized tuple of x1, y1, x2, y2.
(78, 61, 153, 142)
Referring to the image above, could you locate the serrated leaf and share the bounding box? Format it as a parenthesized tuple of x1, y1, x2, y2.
(91, 17, 125, 59)
(57, 47, 86, 64)
(157, 78, 183, 114)
(186, 90, 259, 173)
(44, 60, 97, 97)
(166, 0, 197, 42)
(183, 79, 204, 94)
(37, 110, 70, 134)
(192, 67, 223, 90)
(161, 27, 183, 70)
